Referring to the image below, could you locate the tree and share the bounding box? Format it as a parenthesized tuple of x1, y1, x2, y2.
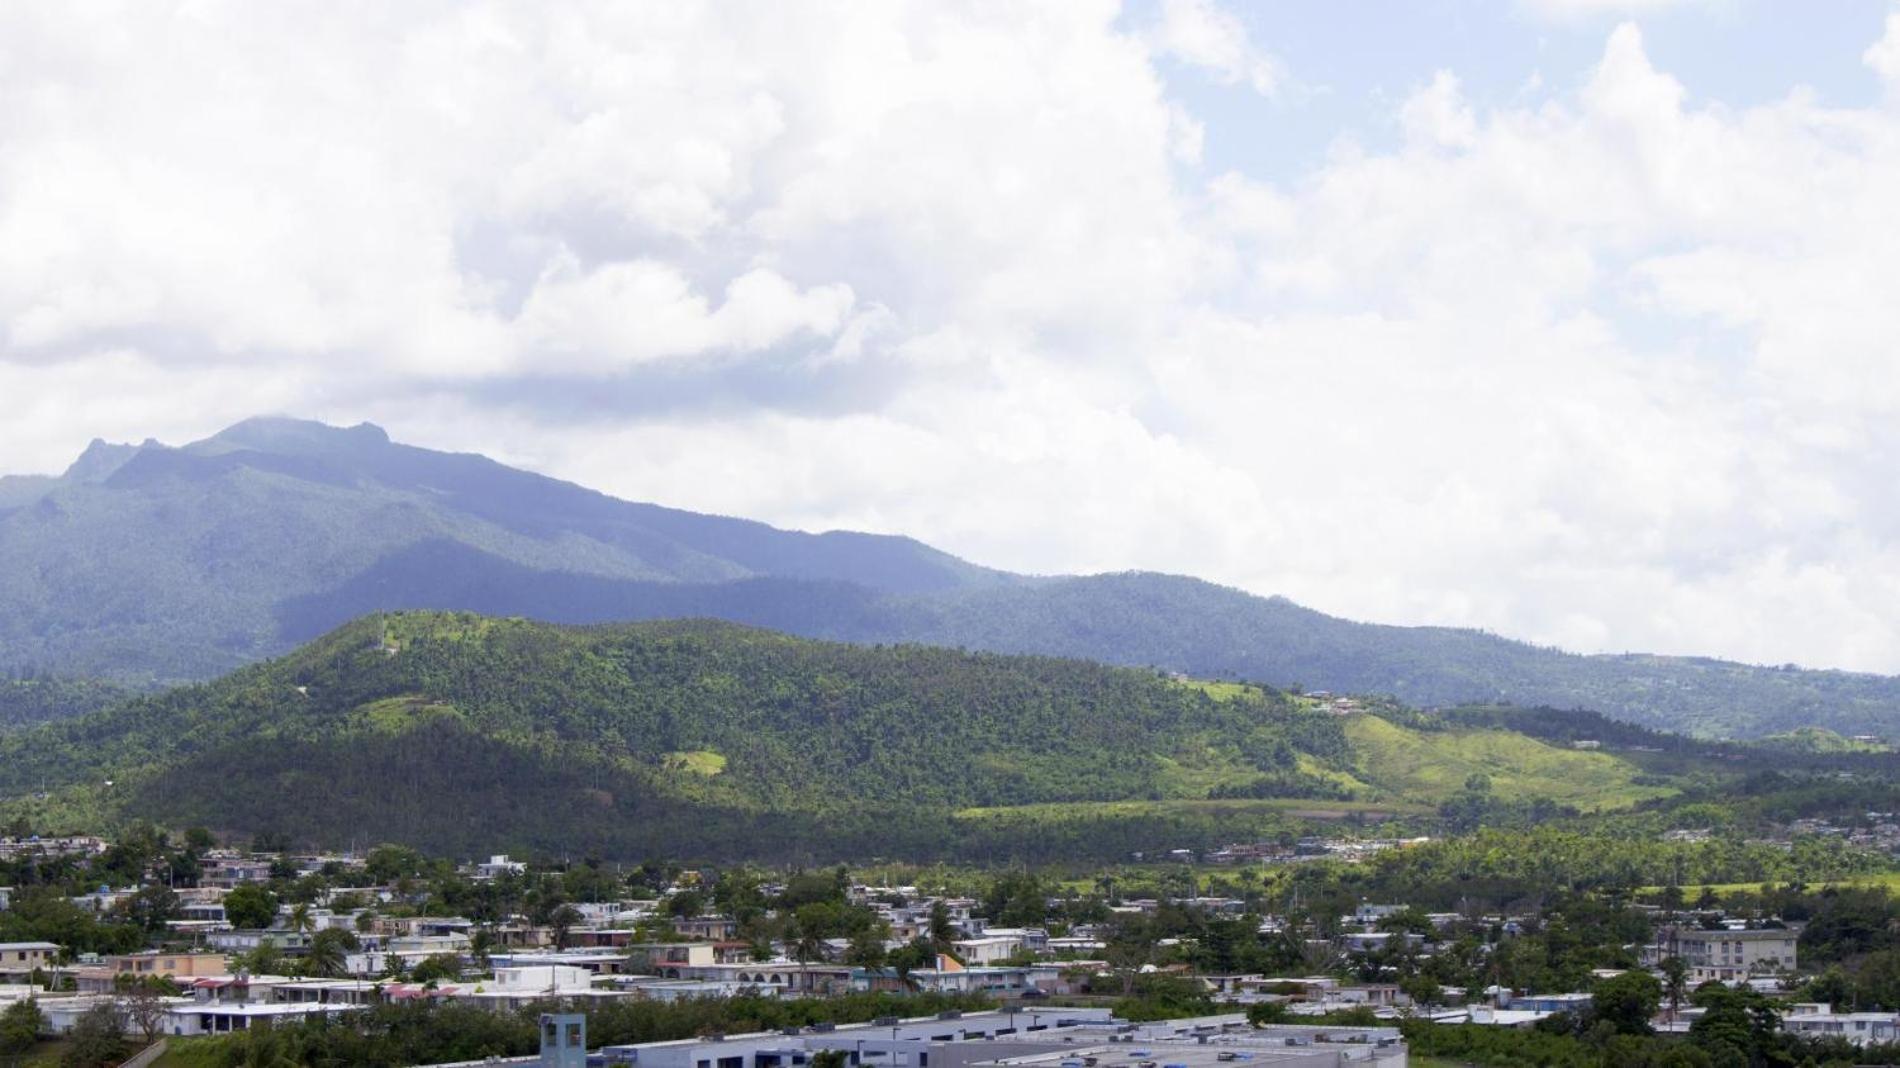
(1803, 964, 1851, 1011)
(928, 900, 956, 953)
(365, 844, 426, 885)
(1660, 957, 1689, 1022)
(1855, 947, 1900, 1010)
(550, 904, 583, 949)
(0, 998, 42, 1055)
(1103, 917, 1159, 996)
(843, 927, 889, 970)
(1589, 970, 1660, 1036)
(888, 939, 934, 991)
(219, 1018, 304, 1068)
(409, 953, 463, 986)
(667, 890, 705, 919)
(1688, 983, 1775, 1067)
(225, 883, 280, 930)
(306, 928, 361, 979)
(1398, 974, 1442, 1009)
(113, 973, 179, 1045)
(60, 1001, 129, 1068)
(241, 943, 285, 976)
(790, 912, 828, 988)
(288, 903, 314, 936)
(470, 926, 495, 970)
(121, 884, 180, 934)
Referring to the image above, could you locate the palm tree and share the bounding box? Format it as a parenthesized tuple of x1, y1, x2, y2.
(288, 903, 313, 936)
(1661, 957, 1688, 1024)
(791, 920, 828, 993)
(470, 926, 496, 970)
(890, 942, 928, 993)
(304, 929, 358, 979)
(928, 901, 956, 954)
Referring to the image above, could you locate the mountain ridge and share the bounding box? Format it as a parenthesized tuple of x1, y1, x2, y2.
(4, 416, 1899, 738)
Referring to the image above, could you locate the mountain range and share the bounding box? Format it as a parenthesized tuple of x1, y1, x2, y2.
(4, 415, 1898, 738)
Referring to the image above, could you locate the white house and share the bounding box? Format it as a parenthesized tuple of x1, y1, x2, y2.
(1781, 1003, 1900, 1045)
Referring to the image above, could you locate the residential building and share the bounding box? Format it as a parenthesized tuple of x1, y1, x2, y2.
(628, 943, 718, 975)
(951, 935, 1024, 966)
(1781, 1003, 1900, 1045)
(1648, 926, 1798, 981)
(0, 941, 59, 979)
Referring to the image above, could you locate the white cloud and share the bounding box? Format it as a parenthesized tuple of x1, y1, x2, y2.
(6, 4, 1900, 676)
(513, 257, 853, 373)
(1149, 0, 1280, 96)
(1868, 9, 1900, 90)
(1400, 71, 1480, 150)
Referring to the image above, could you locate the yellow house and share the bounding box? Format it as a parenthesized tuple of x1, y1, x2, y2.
(110, 952, 232, 979)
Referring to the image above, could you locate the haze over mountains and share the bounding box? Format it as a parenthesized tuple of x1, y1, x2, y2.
(4, 416, 1898, 739)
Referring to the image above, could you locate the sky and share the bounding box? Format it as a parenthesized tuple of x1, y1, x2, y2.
(4, 0, 1900, 672)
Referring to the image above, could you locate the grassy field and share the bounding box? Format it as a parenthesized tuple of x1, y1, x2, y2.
(661, 749, 728, 775)
(1342, 715, 1676, 811)
(1640, 871, 1900, 898)
(1168, 679, 1266, 702)
(954, 796, 1431, 822)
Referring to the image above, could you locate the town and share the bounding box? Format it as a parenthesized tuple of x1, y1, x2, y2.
(6, 826, 1900, 1067)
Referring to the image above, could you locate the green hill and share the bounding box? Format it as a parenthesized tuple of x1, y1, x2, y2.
(0, 613, 1354, 861)
(0, 612, 1703, 863)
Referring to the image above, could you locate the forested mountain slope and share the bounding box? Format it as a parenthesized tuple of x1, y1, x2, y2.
(0, 417, 1003, 682)
(6, 417, 1900, 738)
(0, 676, 132, 729)
(863, 574, 1900, 739)
(0, 612, 1678, 862)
